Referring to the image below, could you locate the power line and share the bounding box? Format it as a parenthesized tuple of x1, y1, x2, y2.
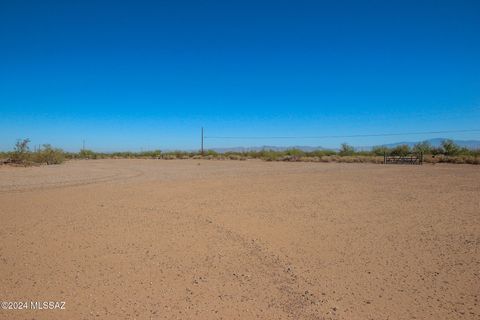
(204, 129, 480, 140)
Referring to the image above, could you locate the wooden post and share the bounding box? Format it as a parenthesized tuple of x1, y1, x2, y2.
(201, 127, 204, 155)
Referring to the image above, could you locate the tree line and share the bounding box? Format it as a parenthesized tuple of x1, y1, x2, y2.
(1, 138, 478, 166)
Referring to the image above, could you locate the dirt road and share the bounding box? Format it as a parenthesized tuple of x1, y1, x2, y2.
(0, 159, 478, 319)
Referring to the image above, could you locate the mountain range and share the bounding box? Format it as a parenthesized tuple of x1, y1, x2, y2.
(210, 138, 480, 153)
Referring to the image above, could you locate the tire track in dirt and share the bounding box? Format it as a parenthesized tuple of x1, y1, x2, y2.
(196, 213, 337, 320)
(112, 202, 335, 319)
(0, 167, 145, 194)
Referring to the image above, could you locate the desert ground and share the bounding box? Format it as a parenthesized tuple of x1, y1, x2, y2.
(0, 159, 478, 319)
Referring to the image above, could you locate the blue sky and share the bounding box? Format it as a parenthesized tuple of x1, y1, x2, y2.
(1, 0, 479, 151)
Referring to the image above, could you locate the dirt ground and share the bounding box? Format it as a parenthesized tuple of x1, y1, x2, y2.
(0, 159, 478, 319)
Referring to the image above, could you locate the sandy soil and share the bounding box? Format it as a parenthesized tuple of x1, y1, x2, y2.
(0, 159, 479, 319)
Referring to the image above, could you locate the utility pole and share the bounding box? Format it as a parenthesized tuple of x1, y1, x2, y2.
(201, 127, 204, 155)
(82, 140, 85, 151)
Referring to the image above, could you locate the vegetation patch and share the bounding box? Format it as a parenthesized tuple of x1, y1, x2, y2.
(1, 139, 478, 166)
(1, 139, 66, 166)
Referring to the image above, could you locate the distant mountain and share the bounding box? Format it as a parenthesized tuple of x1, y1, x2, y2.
(210, 138, 480, 153)
(211, 145, 327, 153)
(365, 138, 480, 150)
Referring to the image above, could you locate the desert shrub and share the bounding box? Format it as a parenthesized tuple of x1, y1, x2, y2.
(176, 151, 191, 158)
(370, 146, 387, 156)
(441, 139, 460, 156)
(205, 150, 218, 156)
(443, 155, 479, 165)
(436, 155, 447, 163)
(413, 141, 432, 154)
(458, 147, 471, 155)
(430, 147, 443, 155)
(423, 155, 436, 164)
(11, 138, 31, 164)
(465, 156, 480, 165)
(278, 155, 295, 161)
(204, 155, 216, 160)
(339, 143, 355, 156)
(79, 149, 97, 159)
(34, 144, 65, 165)
(305, 149, 335, 157)
(346, 156, 356, 163)
(285, 148, 305, 157)
(7, 140, 475, 165)
(373, 156, 384, 163)
(353, 150, 371, 156)
(263, 152, 278, 161)
(6, 139, 66, 166)
(390, 144, 410, 156)
(138, 150, 162, 158)
(469, 149, 480, 157)
(227, 154, 242, 160)
(257, 149, 282, 161)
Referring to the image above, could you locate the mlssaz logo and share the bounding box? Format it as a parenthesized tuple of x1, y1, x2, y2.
(30, 301, 66, 310)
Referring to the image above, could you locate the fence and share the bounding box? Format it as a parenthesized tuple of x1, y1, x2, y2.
(384, 153, 423, 165)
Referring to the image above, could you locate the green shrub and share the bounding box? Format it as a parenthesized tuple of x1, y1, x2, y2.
(390, 144, 410, 156)
(441, 139, 460, 156)
(79, 149, 97, 159)
(339, 143, 355, 156)
(371, 146, 388, 156)
(34, 144, 65, 165)
(285, 148, 305, 157)
(413, 141, 432, 154)
(11, 138, 31, 164)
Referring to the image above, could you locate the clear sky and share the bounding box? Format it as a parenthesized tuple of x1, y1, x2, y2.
(1, 0, 479, 151)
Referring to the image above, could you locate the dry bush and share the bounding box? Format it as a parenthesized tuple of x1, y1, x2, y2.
(423, 155, 439, 164)
(422, 154, 479, 165)
(449, 156, 479, 164)
(228, 154, 242, 160)
(466, 157, 480, 165)
(372, 156, 384, 164)
(33, 144, 65, 165)
(11, 138, 31, 165)
(298, 156, 313, 162)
